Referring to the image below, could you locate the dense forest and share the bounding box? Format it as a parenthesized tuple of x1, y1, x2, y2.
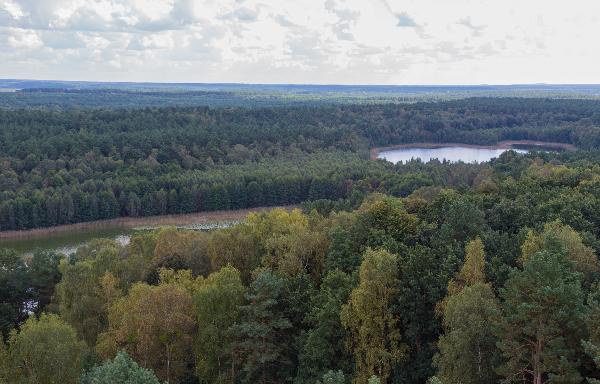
(3, 98, 600, 231)
(4, 94, 600, 383)
(2, 82, 600, 109)
(4, 149, 600, 383)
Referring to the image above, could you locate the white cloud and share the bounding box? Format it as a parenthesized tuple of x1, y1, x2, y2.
(5, 27, 42, 48)
(0, 0, 599, 84)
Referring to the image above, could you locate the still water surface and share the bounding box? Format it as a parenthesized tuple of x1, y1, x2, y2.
(0, 222, 236, 256)
(377, 146, 528, 163)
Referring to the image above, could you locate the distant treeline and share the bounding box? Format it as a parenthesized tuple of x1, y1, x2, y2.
(2, 98, 600, 230)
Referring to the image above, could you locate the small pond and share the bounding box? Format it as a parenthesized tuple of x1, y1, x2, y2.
(377, 146, 528, 163)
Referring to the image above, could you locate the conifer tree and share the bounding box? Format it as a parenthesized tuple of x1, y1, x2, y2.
(230, 270, 293, 384)
(80, 351, 161, 384)
(495, 251, 585, 384)
(434, 237, 499, 384)
(297, 270, 354, 383)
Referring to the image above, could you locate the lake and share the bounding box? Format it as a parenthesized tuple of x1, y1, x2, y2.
(377, 146, 528, 163)
(0, 206, 293, 256)
(0, 221, 237, 256)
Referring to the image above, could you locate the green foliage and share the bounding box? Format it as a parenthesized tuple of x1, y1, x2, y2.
(5, 115, 600, 384)
(297, 270, 355, 383)
(0, 340, 8, 384)
(434, 283, 500, 384)
(0, 248, 29, 339)
(318, 370, 346, 384)
(392, 244, 457, 384)
(28, 250, 63, 315)
(96, 279, 196, 383)
(230, 270, 293, 384)
(426, 376, 443, 384)
(582, 283, 600, 383)
(520, 220, 599, 278)
(341, 248, 405, 384)
(7, 313, 86, 384)
(495, 251, 585, 384)
(80, 351, 161, 384)
(55, 240, 120, 346)
(3, 97, 599, 232)
(194, 266, 245, 384)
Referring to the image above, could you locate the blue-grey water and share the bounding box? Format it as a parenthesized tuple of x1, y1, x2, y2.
(377, 146, 528, 164)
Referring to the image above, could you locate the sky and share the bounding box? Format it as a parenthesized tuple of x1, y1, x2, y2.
(1, 0, 599, 85)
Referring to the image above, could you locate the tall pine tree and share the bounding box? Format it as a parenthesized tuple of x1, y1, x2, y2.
(230, 270, 293, 384)
(495, 250, 585, 384)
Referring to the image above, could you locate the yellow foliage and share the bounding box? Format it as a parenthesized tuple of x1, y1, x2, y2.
(458, 237, 486, 286)
(520, 220, 599, 275)
(437, 237, 487, 316)
(341, 248, 406, 384)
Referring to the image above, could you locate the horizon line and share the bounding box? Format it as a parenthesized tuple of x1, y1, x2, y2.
(2, 78, 600, 88)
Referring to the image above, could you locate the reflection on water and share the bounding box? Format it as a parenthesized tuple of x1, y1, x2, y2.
(0, 221, 238, 256)
(377, 146, 528, 163)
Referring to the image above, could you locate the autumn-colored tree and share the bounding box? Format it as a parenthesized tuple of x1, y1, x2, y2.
(207, 226, 262, 284)
(520, 220, 599, 276)
(495, 251, 585, 384)
(55, 239, 121, 346)
(148, 227, 212, 282)
(358, 194, 423, 251)
(56, 263, 110, 346)
(243, 208, 331, 280)
(245, 208, 308, 246)
(437, 237, 487, 315)
(341, 248, 405, 384)
(268, 228, 328, 278)
(121, 231, 158, 285)
(96, 277, 196, 383)
(7, 314, 86, 384)
(194, 266, 245, 384)
(0, 340, 8, 384)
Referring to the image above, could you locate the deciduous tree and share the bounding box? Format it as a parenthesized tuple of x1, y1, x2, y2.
(194, 266, 245, 384)
(97, 279, 196, 383)
(434, 283, 500, 384)
(7, 314, 86, 384)
(341, 248, 405, 384)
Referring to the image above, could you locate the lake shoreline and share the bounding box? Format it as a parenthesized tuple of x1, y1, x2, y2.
(0, 205, 296, 240)
(370, 140, 577, 160)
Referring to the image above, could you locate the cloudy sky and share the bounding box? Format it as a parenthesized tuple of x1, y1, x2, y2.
(1, 0, 599, 85)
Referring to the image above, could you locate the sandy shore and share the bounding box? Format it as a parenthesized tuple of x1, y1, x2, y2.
(370, 140, 577, 160)
(0, 205, 296, 240)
